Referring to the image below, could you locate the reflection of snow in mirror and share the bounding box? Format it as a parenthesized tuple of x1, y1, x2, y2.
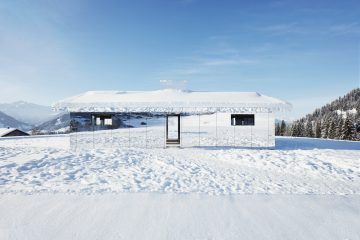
(167, 116, 179, 140)
(68, 113, 275, 149)
(159, 79, 188, 90)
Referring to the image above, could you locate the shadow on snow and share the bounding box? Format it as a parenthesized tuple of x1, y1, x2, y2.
(275, 137, 360, 150)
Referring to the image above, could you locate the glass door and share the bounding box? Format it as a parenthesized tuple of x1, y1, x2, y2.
(166, 114, 180, 145)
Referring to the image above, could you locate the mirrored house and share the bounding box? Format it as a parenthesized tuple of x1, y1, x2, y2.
(54, 89, 291, 150)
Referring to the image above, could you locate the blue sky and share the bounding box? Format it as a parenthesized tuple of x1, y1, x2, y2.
(0, 0, 359, 119)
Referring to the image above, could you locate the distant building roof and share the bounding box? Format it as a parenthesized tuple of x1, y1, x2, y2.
(0, 128, 16, 137)
(0, 128, 29, 137)
(53, 89, 292, 113)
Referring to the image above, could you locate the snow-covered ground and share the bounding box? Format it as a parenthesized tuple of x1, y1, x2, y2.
(0, 134, 359, 239)
(0, 135, 359, 194)
(1, 194, 359, 240)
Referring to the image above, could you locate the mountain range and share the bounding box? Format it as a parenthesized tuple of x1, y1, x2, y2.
(0, 101, 58, 125)
(0, 111, 32, 130)
(0, 101, 67, 133)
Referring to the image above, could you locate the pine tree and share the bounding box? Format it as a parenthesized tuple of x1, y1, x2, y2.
(337, 117, 344, 140)
(285, 124, 292, 136)
(305, 121, 314, 137)
(275, 122, 281, 136)
(355, 117, 360, 141)
(315, 120, 321, 138)
(328, 117, 336, 139)
(342, 116, 355, 140)
(321, 117, 329, 138)
(280, 120, 286, 136)
(291, 122, 299, 136)
(298, 121, 305, 137)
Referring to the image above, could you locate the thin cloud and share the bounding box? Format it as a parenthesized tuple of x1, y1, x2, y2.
(0, 1, 79, 104)
(201, 58, 257, 66)
(157, 56, 258, 78)
(328, 22, 360, 35)
(255, 23, 307, 35)
(254, 22, 360, 37)
(208, 35, 231, 41)
(157, 33, 261, 77)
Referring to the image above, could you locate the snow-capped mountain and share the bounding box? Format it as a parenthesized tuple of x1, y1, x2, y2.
(0, 101, 59, 125)
(0, 111, 32, 131)
(34, 113, 70, 134)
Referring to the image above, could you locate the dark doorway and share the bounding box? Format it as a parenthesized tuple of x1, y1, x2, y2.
(166, 114, 180, 145)
(231, 114, 255, 126)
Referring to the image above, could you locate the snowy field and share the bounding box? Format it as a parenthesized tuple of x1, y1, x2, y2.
(0, 134, 359, 194)
(1, 194, 359, 240)
(0, 134, 359, 239)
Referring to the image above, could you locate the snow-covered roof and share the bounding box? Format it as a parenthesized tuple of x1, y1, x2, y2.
(0, 128, 16, 137)
(53, 89, 292, 113)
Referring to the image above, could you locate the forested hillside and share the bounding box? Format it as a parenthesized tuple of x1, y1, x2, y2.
(276, 88, 360, 141)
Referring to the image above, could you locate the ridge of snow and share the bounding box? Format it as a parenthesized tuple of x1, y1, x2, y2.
(53, 89, 292, 113)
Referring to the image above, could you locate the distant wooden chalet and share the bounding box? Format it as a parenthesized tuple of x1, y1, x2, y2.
(0, 128, 29, 137)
